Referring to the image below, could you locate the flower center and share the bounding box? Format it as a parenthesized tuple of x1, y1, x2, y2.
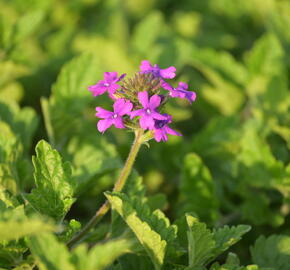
(113, 113, 118, 119)
(146, 108, 151, 114)
(104, 83, 109, 87)
(157, 121, 165, 128)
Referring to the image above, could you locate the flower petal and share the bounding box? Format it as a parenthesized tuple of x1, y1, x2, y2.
(104, 72, 118, 82)
(97, 119, 113, 133)
(113, 117, 125, 129)
(161, 81, 173, 91)
(139, 115, 154, 129)
(140, 60, 152, 72)
(95, 107, 113, 118)
(165, 126, 182, 136)
(113, 99, 125, 113)
(160, 66, 176, 79)
(177, 82, 188, 90)
(186, 91, 196, 102)
(138, 91, 149, 108)
(151, 111, 167, 120)
(118, 73, 126, 81)
(149, 94, 161, 109)
(154, 129, 163, 142)
(88, 82, 107, 96)
(113, 99, 133, 115)
(130, 109, 144, 119)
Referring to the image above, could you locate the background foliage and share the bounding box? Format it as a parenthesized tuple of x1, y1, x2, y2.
(0, 0, 290, 269)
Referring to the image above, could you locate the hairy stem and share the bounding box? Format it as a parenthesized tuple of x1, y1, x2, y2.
(67, 129, 144, 248)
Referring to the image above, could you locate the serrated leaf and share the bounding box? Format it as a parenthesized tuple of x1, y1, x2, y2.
(186, 214, 215, 268)
(118, 254, 153, 270)
(72, 239, 132, 270)
(0, 204, 55, 241)
(12, 263, 33, 270)
(251, 235, 290, 270)
(27, 140, 75, 221)
(28, 233, 74, 270)
(212, 225, 251, 258)
(29, 233, 131, 270)
(185, 215, 250, 268)
(179, 153, 218, 223)
(111, 171, 146, 238)
(105, 191, 177, 270)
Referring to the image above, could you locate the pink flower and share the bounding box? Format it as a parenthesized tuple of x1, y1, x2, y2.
(130, 91, 167, 130)
(89, 72, 125, 98)
(140, 60, 176, 79)
(167, 82, 196, 103)
(95, 99, 132, 133)
(152, 115, 181, 142)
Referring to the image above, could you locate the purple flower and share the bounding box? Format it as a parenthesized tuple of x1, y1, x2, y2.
(140, 60, 176, 79)
(89, 72, 125, 98)
(130, 91, 167, 130)
(152, 114, 182, 142)
(167, 82, 196, 103)
(95, 99, 132, 133)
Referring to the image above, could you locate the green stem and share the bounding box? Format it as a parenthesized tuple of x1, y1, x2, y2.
(67, 129, 144, 248)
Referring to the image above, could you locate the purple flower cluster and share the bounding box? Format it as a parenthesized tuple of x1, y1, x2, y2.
(88, 60, 196, 142)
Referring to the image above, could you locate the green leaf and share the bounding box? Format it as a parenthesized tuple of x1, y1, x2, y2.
(118, 253, 153, 270)
(27, 140, 75, 221)
(0, 101, 38, 151)
(132, 11, 164, 55)
(72, 239, 132, 270)
(0, 60, 29, 87)
(237, 127, 286, 191)
(0, 204, 55, 241)
(66, 135, 121, 195)
(12, 264, 33, 270)
(13, 10, 45, 44)
(186, 214, 215, 268)
(199, 65, 245, 115)
(251, 235, 290, 270)
(48, 54, 102, 144)
(111, 171, 146, 238)
(0, 121, 24, 194)
(186, 215, 250, 268)
(241, 192, 284, 227)
(0, 8, 45, 50)
(179, 153, 219, 223)
(191, 47, 248, 85)
(29, 233, 132, 270)
(212, 225, 251, 258)
(28, 233, 74, 270)
(59, 219, 81, 242)
(245, 33, 284, 77)
(191, 116, 240, 157)
(105, 191, 177, 270)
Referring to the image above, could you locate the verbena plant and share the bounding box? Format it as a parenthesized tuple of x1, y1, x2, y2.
(1, 58, 283, 270)
(1, 0, 290, 269)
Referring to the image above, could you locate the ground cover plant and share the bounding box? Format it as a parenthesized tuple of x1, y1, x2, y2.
(0, 0, 290, 269)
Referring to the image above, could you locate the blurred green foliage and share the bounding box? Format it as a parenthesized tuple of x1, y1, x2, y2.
(0, 0, 290, 269)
